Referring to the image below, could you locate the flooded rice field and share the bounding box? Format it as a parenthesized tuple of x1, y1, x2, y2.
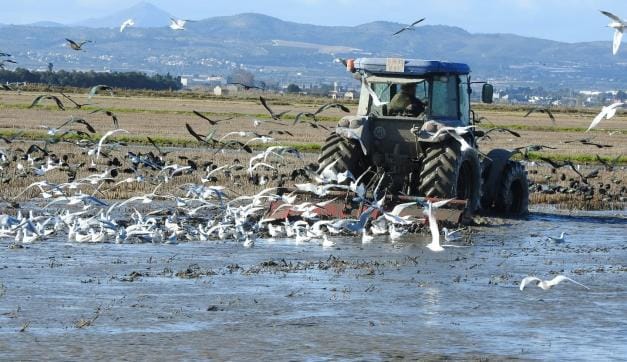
(0, 207, 625, 360)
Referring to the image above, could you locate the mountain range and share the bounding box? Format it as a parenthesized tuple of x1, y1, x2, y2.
(1, 1, 625, 90)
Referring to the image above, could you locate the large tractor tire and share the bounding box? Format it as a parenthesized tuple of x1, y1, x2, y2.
(317, 133, 369, 178)
(495, 161, 529, 216)
(418, 141, 482, 215)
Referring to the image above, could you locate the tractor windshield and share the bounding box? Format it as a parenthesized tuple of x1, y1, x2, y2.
(360, 76, 428, 118)
(360, 74, 470, 124)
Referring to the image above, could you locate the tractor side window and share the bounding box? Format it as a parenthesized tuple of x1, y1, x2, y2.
(430, 76, 458, 119)
(370, 83, 392, 116)
(458, 75, 470, 125)
(415, 81, 428, 104)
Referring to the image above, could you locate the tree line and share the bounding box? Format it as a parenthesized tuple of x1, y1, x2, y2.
(0, 68, 182, 91)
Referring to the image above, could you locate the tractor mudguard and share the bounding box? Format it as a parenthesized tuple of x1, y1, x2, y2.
(334, 115, 372, 155)
(413, 120, 458, 144)
(481, 148, 517, 206)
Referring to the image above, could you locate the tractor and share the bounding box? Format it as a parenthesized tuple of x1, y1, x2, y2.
(317, 58, 529, 217)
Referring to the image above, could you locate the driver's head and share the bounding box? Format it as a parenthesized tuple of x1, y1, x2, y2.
(400, 83, 416, 94)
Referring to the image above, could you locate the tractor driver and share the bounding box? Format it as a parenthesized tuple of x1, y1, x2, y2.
(387, 83, 425, 117)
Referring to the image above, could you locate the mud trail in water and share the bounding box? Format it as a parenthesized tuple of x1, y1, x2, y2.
(0, 208, 626, 360)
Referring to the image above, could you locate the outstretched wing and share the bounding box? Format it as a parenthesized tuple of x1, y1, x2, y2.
(613, 29, 623, 55)
(410, 17, 426, 27)
(519, 276, 541, 291)
(65, 38, 78, 47)
(586, 107, 609, 132)
(193, 110, 217, 125)
(550, 275, 590, 290)
(259, 96, 275, 117)
(601, 10, 623, 23)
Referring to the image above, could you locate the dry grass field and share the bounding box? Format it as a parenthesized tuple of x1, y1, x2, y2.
(0, 90, 625, 210)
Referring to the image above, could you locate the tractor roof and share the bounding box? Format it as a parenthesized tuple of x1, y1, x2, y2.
(353, 58, 470, 76)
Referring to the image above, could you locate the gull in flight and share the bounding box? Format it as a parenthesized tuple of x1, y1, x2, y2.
(120, 18, 135, 33)
(392, 18, 426, 36)
(65, 38, 92, 51)
(169, 17, 190, 31)
(519, 275, 589, 291)
(96, 129, 129, 159)
(586, 101, 625, 132)
(600, 10, 625, 55)
(442, 227, 464, 242)
(423, 199, 455, 252)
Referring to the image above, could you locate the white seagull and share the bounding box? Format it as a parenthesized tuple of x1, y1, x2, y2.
(546, 231, 566, 243)
(96, 128, 129, 159)
(120, 18, 135, 33)
(519, 275, 589, 291)
(586, 101, 625, 132)
(442, 227, 464, 242)
(423, 199, 457, 252)
(169, 17, 189, 31)
(600, 10, 626, 55)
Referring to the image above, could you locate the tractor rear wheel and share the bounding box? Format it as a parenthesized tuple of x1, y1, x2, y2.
(495, 161, 529, 216)
(317, 133, 369, 179)
(418, 141, 482, 215)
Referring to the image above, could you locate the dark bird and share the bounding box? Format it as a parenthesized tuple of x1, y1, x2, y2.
(539, 157, 587, 181)
(0, 131, 23, 144)
(478, 127, 521, 141)
(514, 144, 557, 160)
(29, 94, 65, 110)
(90, 108, 120, 128)
(215, 140, 252, 154)
(185, 123, 216, 146)
(392, 18, 426, 36)
(259, 96, 290, 120)
(146, 137, 170, 158)
(227, 82, 264, 90)
(268, 130, 294, 137)
(26, 144, 50, 157)
(59, 92, 90, 109)
(564, 137, 613, 149)
(524, 107, 556, 125)
(65, 38, 92, 51)
(192, 110, 233, 125)
(0, 59, 17, 69)
(596, 154, 622, 172)
(49, 116, 96, 134)
(88, 85, 114, 99)
(314, 102, 351, 114)
(293, 111, 316, 125)
(293, 112, 329, 130)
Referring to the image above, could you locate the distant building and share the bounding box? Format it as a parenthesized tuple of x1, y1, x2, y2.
(344, 91, 354, 100)
(214, 86, 228, 96)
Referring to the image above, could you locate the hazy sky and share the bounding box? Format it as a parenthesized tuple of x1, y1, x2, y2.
(1, 0, 626, 43)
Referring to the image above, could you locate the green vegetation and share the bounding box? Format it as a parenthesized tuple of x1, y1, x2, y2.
(0, 129, 322, 153)
(514, 152, 627, 165)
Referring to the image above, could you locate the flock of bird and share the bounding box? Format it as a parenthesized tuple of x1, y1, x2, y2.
(1, 10, 625, 295)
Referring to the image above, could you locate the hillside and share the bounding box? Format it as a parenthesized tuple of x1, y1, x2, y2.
(0, 5, 625, 90)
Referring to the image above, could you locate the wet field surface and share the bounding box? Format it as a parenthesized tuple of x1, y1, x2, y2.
(1, 207, 626, 360)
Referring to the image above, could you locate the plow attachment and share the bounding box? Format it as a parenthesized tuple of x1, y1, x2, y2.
(265, 188, 467, 225)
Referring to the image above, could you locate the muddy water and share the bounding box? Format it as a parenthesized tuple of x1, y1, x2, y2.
(1, 208, 626, 360)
